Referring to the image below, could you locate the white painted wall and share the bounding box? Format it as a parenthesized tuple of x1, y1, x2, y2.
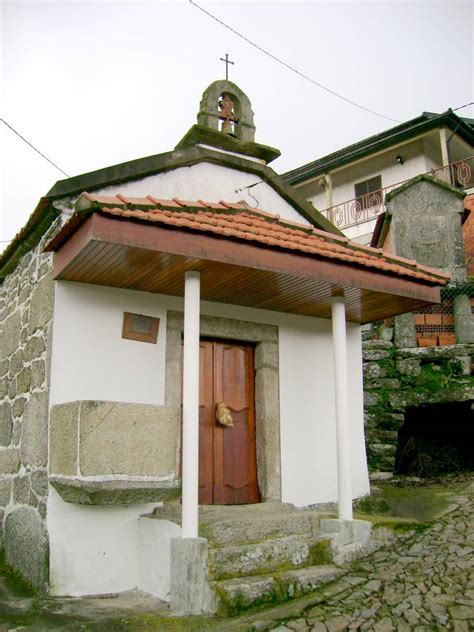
(49, 282, 173, 406)
(48, 282, 369, 596)
(47, 487, 160, 596)
(50, 281, 368, 503)
(278, 317, 367, 506)
(97, 161, 312, 227)
(137, 517, 181, 600)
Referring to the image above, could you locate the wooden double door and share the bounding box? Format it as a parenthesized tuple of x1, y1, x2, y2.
(198, 339, 260, 505)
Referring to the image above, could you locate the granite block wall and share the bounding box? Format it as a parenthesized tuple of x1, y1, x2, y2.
(0, 238, 55, 589)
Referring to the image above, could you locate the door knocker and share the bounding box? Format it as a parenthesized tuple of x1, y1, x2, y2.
(216, 402, 234, 427)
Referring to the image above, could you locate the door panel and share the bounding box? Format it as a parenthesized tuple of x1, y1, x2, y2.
(198, 339, 259, 505)
(198, 340, 214, 504)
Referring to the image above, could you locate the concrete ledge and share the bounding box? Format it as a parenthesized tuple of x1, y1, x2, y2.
(321, 518, 376, 565)
(50, 476, 181, 505)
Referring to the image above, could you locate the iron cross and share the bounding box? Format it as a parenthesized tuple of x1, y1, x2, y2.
(220, 53, 234, 80)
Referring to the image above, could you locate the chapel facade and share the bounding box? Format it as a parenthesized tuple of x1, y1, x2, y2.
(0, 80, 449, 612)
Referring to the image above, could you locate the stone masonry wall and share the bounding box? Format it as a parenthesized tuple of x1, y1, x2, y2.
(0, 236, 56, 590)
(363, 338, 474, 473)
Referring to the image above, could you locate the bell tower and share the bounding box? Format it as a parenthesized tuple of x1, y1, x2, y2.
(175, 78, 280, 164)
(197, 79, 256, 143)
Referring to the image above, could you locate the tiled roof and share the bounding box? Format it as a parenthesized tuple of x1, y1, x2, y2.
(48, 192, 450, 286)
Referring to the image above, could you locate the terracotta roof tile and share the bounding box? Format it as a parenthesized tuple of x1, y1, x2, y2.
(116, 194, 155, 207)
(60, 192, 451, 286)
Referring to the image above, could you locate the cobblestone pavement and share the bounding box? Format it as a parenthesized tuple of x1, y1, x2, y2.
(246, 484, 473, 632)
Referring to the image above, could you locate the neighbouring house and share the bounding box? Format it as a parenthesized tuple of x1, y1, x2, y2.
(283, 110, 474, 244)
(0, 80, 449, 614)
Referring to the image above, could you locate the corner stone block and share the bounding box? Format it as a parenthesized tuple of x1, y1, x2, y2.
(49, 402, 79, 476)
(4, 507, 48, 589)
(28, 274, 54, 334)
(20, 391, 49, 467)
(254, 342, 279, 371)
(170, 537, 214, 614)
(79, 402, 179, 477)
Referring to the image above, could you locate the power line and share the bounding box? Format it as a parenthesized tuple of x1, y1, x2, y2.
(0, 119, 70, 177)
(189, 0, 400, 124)
(453, 102, 474, 112)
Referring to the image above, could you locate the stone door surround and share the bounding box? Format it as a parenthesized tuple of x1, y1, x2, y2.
(165, 311, 281, 502)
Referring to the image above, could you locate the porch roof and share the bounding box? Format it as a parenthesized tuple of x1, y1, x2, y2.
(44, 193, 449, 325)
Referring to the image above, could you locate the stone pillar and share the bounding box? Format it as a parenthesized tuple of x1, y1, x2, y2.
(454, 294, 474, 343)
(331, 296, 353, 521)
(325, 173, 334, 223)
(170, 537, 213, 614)
(182, 271, 200, 538)
(439, 127, 450, 168)
(394, 313, 417, 348)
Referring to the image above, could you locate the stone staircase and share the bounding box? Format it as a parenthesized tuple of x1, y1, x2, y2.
(150, 503, 347, 615)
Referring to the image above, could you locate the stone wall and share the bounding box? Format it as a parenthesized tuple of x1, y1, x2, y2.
(0, 237, 55, 589)
(363, 338, 474, 473)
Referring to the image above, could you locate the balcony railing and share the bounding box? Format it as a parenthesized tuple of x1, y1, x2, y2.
(322, 156, 474, 230)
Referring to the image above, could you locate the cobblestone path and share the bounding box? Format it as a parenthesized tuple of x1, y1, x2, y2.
(250, 486, 473, 632)
(0, 483, 472, 630)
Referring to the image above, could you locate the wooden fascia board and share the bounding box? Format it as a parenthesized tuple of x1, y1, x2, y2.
(53, 213, 441, 306)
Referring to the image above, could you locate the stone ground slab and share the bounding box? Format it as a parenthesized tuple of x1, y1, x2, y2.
(0, 477, 472, 630)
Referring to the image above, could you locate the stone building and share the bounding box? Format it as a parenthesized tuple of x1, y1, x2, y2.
(0, 79, 449, 613)
(371, 174, 474, 347)
(363, 176, 473, 475)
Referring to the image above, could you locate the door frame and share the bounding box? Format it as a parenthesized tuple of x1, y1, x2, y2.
(165, 311, 281, 503)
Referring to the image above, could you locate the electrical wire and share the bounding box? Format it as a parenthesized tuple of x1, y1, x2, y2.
(453, 102, 474, 112)
(0, 119, 70, 177)
(189, 0, 400, 124)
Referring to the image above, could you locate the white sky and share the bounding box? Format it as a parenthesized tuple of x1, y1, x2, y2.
(1, 0, 473, 250)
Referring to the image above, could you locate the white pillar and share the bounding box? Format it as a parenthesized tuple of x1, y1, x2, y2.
(439, 127, 450, 167)
(325, 173, 334, 224)
(182, 271, 200, 538)
(331, 296, 353, 521)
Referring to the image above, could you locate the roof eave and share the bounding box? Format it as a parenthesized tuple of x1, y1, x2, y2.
(284, 111, 474, 185)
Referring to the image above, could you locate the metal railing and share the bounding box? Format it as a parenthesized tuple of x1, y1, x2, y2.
(322, 156, 474, 230)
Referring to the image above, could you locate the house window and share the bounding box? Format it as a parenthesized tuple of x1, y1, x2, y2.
(354, 175, 382, 210)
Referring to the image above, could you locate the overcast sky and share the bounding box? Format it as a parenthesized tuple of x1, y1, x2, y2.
(1, 0, 473, 250)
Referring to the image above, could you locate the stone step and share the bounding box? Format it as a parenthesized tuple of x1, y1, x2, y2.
(151, 503, 323, 546)
(209, 536, 333, 580)
(212, 564, 345, 616)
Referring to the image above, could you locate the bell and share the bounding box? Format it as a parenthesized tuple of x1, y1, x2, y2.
(221, 120, 234, 135)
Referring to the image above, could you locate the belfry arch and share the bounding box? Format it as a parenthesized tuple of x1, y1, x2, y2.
(197, 79, 256, 142)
